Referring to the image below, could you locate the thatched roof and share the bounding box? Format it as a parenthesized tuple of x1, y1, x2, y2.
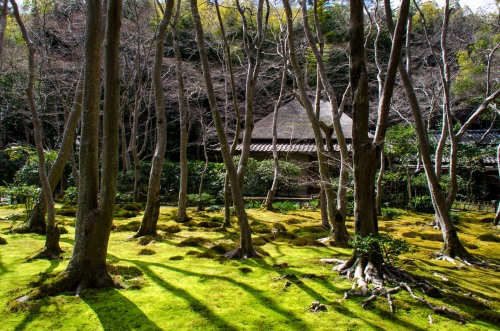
(251, 99, 353, 141)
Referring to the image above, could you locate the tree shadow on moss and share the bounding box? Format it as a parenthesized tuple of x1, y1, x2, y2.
(81, 288, 162, 331)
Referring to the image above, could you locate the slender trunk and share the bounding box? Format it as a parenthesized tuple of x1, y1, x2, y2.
(135, 0, 174, 237)
(265, 36, 287, 211)
(495, 144, 500, 226)
(173, 1, 188, 222)
(120, 120, 130, 172)
(190, 0, 255, 258)
(11, 0, 60, 258)
(376, 149, 385, 215)
(0, 0, 7, 58)
(301, 0, 351, 235)
(284, 0, 346, 243)
(214, 0, 241, 225)
(17, 73, 84, 233)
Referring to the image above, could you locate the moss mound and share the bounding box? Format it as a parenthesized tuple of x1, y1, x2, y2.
(169, 255, 184, 261)
(158, 224, 182, 233)
(107, 263, 143, 278)
(56, 207, 76, 217)
(477, 233, 500, 243)
(198, 221, 221, 229)
(285, 218, 303, 225)
(420, 233, 444, 242)
(291, 236, 326, 247)
(210, 243, 236, 254)
(138, 248, 155, 255)
(0, 236, 7, 245)
(115, 221, 141, 232)
(118, 203, 143, 212)
(177, 237, 210, 247)
(251, 223, 272, 234)
(138, 235, 158, 246)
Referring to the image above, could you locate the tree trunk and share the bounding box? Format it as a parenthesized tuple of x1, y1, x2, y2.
(337, 0, 410, 284)
(376, 149, 385, 215)
(34, 0, 123, 295)
(190, 0, 255, 258)
(173, 1, 189, 222)
(0, 0, 7, 58)
(283, 0, 348, 244)
(11, 0, 60, 259)
(494, 144, 500, 226)
(135, 0, 174, 238)
(265, 35, 287, 211)
(14, 73, 84, 234)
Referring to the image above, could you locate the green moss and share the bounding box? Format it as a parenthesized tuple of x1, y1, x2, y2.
(115, 220, 141, 232)
(477, 233, 500, 243)
(138, 236, 157, 246)
(157, 224, 182, 233)
(1, 206, 500, 330)
(177, 237, 209, 247)
(138, 248, 155, 255)
(0, 236, 7, 245)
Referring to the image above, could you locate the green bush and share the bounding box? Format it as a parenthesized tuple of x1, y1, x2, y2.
(349, 234, 414, 263)
(410, 196, 434, 213)
(272, 201, 299, 212)
(381, 208, 400, 220)
(187, 193, 215, 209)
(0, 185, 40, 214)
(63, 186, 78, 204)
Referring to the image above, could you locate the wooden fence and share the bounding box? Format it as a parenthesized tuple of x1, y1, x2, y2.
(452, 200, 498, 213)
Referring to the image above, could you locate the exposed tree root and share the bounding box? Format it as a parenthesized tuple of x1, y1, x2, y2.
(224, 247, 260, 259)
(434, 251, 489, 268)
(331, 258, 466, 323)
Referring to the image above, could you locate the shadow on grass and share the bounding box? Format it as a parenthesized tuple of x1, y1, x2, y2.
(109, 254, 312, 331)
(0, 252, 7, 276)
(14, 260, 62, 331)
(140, 265, 240, 331)
(81, 289, 162, 331)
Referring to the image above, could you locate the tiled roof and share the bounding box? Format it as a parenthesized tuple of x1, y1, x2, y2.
(429, 130, 499, 145)
(251, 99, 353, 140)
(235, 143, 352, 153)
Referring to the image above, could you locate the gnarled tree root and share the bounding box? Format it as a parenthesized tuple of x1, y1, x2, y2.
(333, 259, 465, 323)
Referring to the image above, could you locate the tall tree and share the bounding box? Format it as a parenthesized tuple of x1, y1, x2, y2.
(134, 0, 174, 238)
(34, 0, 123, 295)
(190, 0, 256, 258)
(10, 0, 60, 259)
(336, 0, 410, 292)
(173, 0, 189, 222)
(283, 0, 349, 244)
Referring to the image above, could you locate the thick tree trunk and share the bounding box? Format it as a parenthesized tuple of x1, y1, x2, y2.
(135, 0, 174, 238)
(173, 1, 189, 222)
(11, 0, 60, 259)
(338, 0, 409, 281)
(33, 0, 123, 295)
(190, 0, 255, 258)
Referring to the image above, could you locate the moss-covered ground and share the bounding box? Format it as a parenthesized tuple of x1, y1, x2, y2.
(0, 204, 499, 330)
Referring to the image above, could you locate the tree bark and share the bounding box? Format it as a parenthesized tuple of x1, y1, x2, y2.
(10, 0, 60, 259)
(36, 0, 124, 295)
(135, 0, 174, 237)
(173, 0, 188, 222)
(283, 0, 347, 243)
(338, 0, 409, 279)
(265, 32, 287, 211)
(190, 0, 255, 258)
(0, 0, 7, 59)
(494, 144, 500, 226)
(15, 72, 84, 234)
